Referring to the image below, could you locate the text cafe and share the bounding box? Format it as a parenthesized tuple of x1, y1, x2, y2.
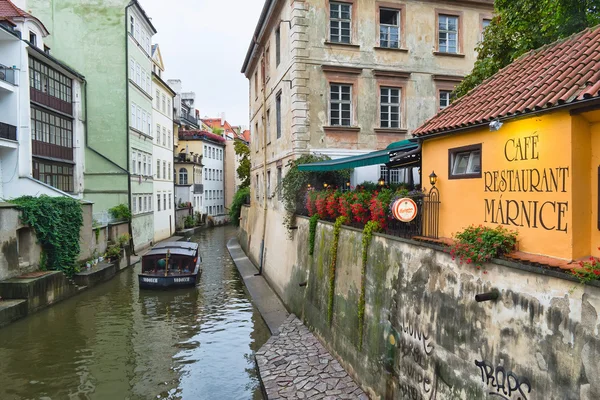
(412, 26, 600, 261)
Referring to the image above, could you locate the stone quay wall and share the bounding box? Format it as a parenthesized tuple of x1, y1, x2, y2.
(239, 205, 600, 400)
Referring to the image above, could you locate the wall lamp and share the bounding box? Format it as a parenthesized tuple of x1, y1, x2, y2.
(323, 182, 328, 189)
(429, 171, 438, 186)
(489, 119, 503, 132)
(378, 176, 385, 186)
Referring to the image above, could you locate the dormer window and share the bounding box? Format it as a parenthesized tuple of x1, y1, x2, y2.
(29, 31, 37, 47)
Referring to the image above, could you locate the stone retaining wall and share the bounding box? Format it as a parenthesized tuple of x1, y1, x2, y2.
(239, 206, 600, 400)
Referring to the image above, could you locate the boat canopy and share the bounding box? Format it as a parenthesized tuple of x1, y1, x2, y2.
(144, 242, 198, 257)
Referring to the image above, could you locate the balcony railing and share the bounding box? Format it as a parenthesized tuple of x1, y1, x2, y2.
(0, 122, 17, 141)
(181, 113, 198, 127)
(30, 87, 73, 115)
(0, 64, 16, 85)
(32, 140, 73, 161)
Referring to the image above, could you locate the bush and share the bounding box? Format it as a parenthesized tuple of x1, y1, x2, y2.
(105, 244, 122, 260)
(450, 225, 518, 269)
(184, 215, 195, 229)
(571, 251, 600, 285)
(109, 204, 131, 222)
(229, 187, 250, 226)
(118, 233, 130, 248)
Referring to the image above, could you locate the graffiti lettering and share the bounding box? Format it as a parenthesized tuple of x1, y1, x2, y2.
(398, 319, 435, 357)
(475, 360, 532, 400)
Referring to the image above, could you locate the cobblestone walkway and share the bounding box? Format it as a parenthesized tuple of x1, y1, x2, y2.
(255, 315, 368, 400)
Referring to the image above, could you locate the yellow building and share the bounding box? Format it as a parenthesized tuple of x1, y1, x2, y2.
(415, 26, 600, 261)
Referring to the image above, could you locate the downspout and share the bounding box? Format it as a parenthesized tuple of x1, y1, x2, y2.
(258, 44, 268, 276)
(125, 1, 136, 255)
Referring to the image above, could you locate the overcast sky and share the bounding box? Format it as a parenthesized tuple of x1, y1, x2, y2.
(141, 0, 265, 129)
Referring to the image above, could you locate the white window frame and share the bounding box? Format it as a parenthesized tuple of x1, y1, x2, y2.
(330, 2, 352, 44)
(380, 87, 401, 128)
(439, 90, 452, 110)
(330, 84, 352, 126)
(438, 14, 459, 54)
(380, 8, 400, 49)
(449, 145, 482, 179)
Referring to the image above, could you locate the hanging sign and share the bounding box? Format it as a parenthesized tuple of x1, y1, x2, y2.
(392, 198, 418, 222)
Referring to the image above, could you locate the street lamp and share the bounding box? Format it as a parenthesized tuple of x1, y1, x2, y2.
(429, 171, 438, 186)
(346, 181, 351, 189)
(323, 182, 328, 189)
(378, 176, 385, 187)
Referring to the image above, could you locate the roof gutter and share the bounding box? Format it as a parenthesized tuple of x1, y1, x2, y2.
(241, 0, 277, 75)
(416, 96, 600, 141)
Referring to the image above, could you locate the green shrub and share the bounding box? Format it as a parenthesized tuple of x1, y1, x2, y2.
(229, 187, 250, 226)
(109, 204, 131, 222)
(10, 195, 83, 277)
(450, 225, 517, 269)
(184, 215, 195, 229)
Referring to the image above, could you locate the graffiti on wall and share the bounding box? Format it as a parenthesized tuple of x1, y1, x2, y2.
(474, 359, 532, 400)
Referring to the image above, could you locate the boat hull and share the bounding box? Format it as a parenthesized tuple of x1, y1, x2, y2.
(138, 271, 200, 289)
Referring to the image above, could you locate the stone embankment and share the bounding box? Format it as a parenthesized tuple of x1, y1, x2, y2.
(256, 315, 368, 400)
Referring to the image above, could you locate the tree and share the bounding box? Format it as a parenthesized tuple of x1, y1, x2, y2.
(454, 0, 600, 98)
(234, 140, 250, 188)
(212, 127, 224, 136)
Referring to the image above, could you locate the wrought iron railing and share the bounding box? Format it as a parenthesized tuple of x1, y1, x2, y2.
(0, 64, 16, 85)
(181, 113, 198, 127)
(0, 121, 17, 141)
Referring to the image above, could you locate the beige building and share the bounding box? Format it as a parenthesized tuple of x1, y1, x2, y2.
(242, 0, 493, 198)
(240, 0, 493, 276)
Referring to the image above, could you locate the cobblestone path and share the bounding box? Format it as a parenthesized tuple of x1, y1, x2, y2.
(255, 315, 368, 400)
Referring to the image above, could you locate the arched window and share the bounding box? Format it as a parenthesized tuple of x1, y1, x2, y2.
(179, 168, 188, 185)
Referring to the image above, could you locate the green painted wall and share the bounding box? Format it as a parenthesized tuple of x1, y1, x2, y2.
(27, 0, 130, 212)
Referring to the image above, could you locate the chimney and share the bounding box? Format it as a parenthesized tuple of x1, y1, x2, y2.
(221, 112, 226, 126)
(195, 109, 199, 118)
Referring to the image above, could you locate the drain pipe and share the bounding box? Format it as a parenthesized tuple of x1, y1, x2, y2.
(125, 1, 137, 256)
(256, 41, 268, 276)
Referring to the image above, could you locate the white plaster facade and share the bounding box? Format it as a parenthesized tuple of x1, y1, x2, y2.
(151, 44, 175, 242)
(0, 16, 85, 201)
(201, 140, 225, 216)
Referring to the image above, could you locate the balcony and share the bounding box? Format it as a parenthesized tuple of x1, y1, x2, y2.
(30, 87, 73, 115)
(0, 64, 16, 86)
(193, 184, 203, 194)
(0, 122, 17, 141)
(32, 140, 73, 161)
(181, 113, 199, 127)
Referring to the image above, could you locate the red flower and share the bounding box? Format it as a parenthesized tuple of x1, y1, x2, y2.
(594, 270, 600, 276)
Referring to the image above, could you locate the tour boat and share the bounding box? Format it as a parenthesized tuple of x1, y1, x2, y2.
(138, 241, 201, 289)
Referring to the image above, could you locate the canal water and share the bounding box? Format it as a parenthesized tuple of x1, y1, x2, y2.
(0, 226, 270, 400)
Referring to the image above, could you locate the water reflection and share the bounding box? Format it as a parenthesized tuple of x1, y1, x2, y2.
(0, 226, 269, 400)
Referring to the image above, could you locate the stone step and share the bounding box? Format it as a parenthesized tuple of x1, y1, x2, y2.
(0, 299, 28, 328)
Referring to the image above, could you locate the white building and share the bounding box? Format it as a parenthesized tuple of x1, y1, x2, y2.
(151, 43, 175, 241)
(0, 5, 85, 200)
(201, 135, 225, 217)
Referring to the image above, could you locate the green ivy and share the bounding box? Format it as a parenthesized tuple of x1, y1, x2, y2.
(308, 214, 320, 256)
(11, 195, 83, 277)
(328, 216, 347, 325)
(358, 220, 380, 350)
(108, 204, 131, 222)
(229, 187, 250, 226)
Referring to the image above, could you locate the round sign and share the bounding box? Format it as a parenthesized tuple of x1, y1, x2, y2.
(392, 198, 418, 222)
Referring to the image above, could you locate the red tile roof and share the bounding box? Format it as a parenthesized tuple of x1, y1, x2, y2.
(0, 0, 48, 34)
(242, 129, 251, 143)
(413, 25, 600, 138)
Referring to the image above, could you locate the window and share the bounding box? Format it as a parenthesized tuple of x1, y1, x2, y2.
(30, 107, 74, 157)
(212, 148, 215, 159)
(204, 145, 207, 156)
(136, 106, 141, 130)
(146, 73, 151, 93)
(277, 167, 282, 200)
(169, 193, 172, 209)
(142, 155, 147, 176)
(167, 99, 171, 114)
(142, 112, 147, 134)
(256, 174, 259, 199)
(265, 47, 270, 80)
(275, 27, 281, 66)
(439, 90, 452, 110)
(132, 152, 137, 174)
(163, 161, 166, 179)
(130, 58, 135, 80)
(330, 2, 351, 44)
(179, 168, 188, 185)
(29, 31, 37, 47)
(438, 15, 458, 53)
(162, 127, 166, 145)
(254, 72, 258, 98)
(168, 162, 172, 180)
(136, 63, 141, 86)
(380, 8, 399, 48)
(157, 160, 161, 178)
(276, 92, 282, 139)
(28, 58, 73, 103)
(137, 152, 141, 174)
(156, 90, 160, 108)
(380, 87, 400, 128)
(162, 94, 166, 113)
(138, 197, 142, 213)
(164, 194, 167, 212)
(481, 18, 491, 41)
(449, 144, 482, 179)
(130, 16, 135, 34)
(156, 123, 160, 142)
(32, 160, 74, 193)
(330, 84, 352, 126)
(267, 170, 271, 198)
(157, 194, 161, 211)
(142, 72, 146, 92)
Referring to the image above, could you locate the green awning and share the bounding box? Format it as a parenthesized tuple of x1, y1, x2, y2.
(297, 140, 418, 172)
